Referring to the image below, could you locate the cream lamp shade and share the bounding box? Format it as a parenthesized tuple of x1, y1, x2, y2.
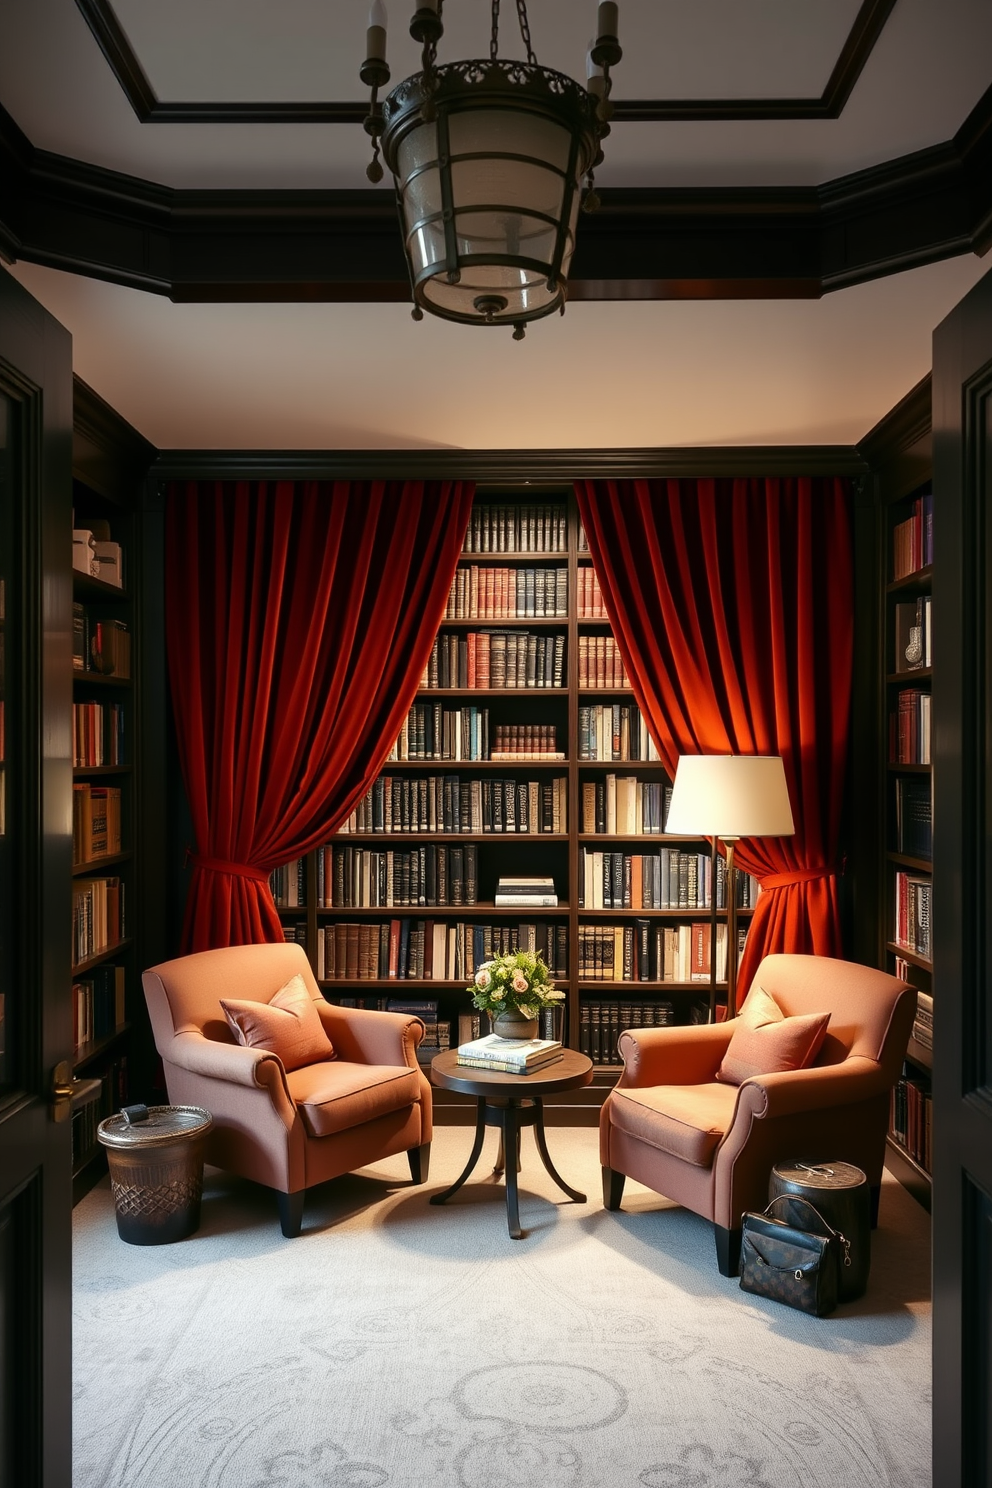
(666, 755, 795, 839)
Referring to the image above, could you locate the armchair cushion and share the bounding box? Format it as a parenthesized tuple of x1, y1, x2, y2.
(286, 1061, 421, 1139)
(717, 984, 829, 1086)
(221, 973, 335, 1072)
(609, 1082, 738, 1167)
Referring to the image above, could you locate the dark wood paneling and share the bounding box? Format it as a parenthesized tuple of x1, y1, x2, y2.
(73, 0, 893, 124)
(73, 377, 156, 503)
(931, 257, 992, 1488)
(151, 445, 868, 484)
(2, 85, 991, 303)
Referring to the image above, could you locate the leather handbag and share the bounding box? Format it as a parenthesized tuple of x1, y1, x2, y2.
(739, 1195, 852, 1317)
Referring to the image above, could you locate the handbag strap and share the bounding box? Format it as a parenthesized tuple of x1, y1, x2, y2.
(764, 1193, 852, 1268)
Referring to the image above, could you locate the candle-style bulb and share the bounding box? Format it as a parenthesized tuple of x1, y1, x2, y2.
(369, 0, 388, 27)
(367, 0, 388, 64)
(597, 1, 618, 40)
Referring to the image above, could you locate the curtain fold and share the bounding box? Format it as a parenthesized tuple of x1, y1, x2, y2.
(166, 479, 475, 951)
(574, 476, 853, 1002)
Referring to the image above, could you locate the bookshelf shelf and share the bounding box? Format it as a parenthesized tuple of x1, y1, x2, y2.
(885, 564, 932, 595)
(71, 850, 132, 877)
(888, 850, 932, 872)
(73, 1022, 131, 1073)
(885, 940, 931, 970)
(71, 938, 133, 979)
(72, 765, 132, 778)
(72, 672, 132, 689)
(886, 666, 932, 684)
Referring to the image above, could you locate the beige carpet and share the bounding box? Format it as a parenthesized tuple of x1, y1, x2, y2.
(72, 1124, 931, 1488)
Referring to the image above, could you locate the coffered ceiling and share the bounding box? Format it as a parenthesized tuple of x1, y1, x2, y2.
(1, 0, 991, 449)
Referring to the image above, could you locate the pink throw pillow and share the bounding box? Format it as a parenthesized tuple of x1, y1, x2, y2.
(221, 972, 335, 1072)
(717, 983, 829, 1086)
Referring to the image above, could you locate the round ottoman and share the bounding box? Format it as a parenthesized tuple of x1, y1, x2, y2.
(768, 1160, 871, 1301)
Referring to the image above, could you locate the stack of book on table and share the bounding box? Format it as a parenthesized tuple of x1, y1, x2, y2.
(494, 876, 558, 907)
(456, 1034, 563, 1074)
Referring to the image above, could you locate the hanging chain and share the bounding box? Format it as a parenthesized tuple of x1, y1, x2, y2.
(490, 0, 537, 65)
(515, 0, 537, 65)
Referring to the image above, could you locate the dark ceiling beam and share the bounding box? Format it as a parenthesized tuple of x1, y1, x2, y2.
(2, 84, 991, 303)
(74, 0, 893, 125)
(150, 445, 870, 484)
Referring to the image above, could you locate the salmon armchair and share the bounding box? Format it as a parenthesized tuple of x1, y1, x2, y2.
(600, 954, 916, 1276)
(142, 942, 433, 1237)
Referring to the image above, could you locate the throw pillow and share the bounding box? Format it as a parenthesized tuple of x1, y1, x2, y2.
(717, 983, 829, 1086)
(221, 972, 335, 1072)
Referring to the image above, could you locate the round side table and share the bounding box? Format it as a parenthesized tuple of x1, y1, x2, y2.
(429, 1049, 593, 1239)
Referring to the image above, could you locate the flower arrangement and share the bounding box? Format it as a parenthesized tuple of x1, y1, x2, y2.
(469, 949, 565, 1021)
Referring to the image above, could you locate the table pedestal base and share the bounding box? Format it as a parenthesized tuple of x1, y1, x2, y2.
(430, 1095, 585, 1239)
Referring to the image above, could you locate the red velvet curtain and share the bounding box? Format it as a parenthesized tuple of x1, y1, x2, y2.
(166, 479, 475, 951)
(574, 477, 853, 1002)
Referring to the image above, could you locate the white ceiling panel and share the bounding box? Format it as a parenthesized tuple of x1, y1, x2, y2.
(7, 252, 988, 451)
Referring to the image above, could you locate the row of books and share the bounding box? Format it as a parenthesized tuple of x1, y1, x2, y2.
(421, 630, 566, 690)
(576, 566, 607, 619)
(577, 920, 737, 984)
(319, 844, 479, 908)
(72, 604, 131, 678)
(71, 875, 125, 969)
(491, 725, 562, 757)
(331, 774, 568, 839)
(456, 1006, 564, 1045)
(579, 704, 662, 762)
(893, 775, 932, 859)
(315, 918, 569, 982)
(72, 784, 122, 866)
(582, 778, 673, 838)
(890, 1068, 932, 1172)
(391, 704, 490, 761)
(73, 962, 125, 1052)
(578, 847, 760, 911)
(894, 871, 932, 962)
(889, 687, 931, 765)
(893, 596, 932, 673)
(891, 491, 933, 580)
(578, 999, 677, 1064)
(270, 858, 307, 908)
(576, 634, 630, 689)
(443, 565, 568, 620)
(73, 700, 125, 767)
(461, 503, 567, 553)
(495, 875, 558, 906)
(71, 1054, 129, 1173)
(909, 987, 933, 1051)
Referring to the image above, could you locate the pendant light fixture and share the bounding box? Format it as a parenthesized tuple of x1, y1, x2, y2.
(361, 1, 622, 338)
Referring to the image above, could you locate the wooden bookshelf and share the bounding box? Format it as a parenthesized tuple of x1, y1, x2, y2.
(271, 492, 757, 1107)
(882, 478, 934, 1205)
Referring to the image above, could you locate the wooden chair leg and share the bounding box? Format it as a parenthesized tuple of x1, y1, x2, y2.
(277, 1190, 304, 1239)
(602, 1165, 626, 1211)
(408, 1142, 431, 1185)
(715, 1224, 742, 1277)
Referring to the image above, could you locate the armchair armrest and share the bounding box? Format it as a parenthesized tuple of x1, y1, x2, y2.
(736, 1056, 889, 1119)
(617, 1021, 733, 1089)
(316, 1004, 424, 1069)
(167, 1030, 298, 1129)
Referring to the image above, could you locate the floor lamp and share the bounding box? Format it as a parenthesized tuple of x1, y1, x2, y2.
(665, 755, 795, 1018)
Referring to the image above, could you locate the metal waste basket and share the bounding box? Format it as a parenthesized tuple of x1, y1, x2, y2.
(97, 1104, 212, 1245)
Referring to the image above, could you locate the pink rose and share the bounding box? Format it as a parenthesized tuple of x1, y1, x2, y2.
(512, 974, 529, 993)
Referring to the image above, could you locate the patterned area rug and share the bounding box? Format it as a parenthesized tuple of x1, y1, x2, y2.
(72, 1125, 931, 1488)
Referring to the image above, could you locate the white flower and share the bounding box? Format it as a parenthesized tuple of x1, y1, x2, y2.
(474, 969, 491, 988)
(490, 987, 504, 1000)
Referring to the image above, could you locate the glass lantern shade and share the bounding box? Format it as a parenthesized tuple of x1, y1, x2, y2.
(380, 61, 598, 328)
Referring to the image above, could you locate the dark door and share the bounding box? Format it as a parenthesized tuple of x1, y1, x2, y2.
(932, 259, 992, 1488)
(0, 266, 74, 1486)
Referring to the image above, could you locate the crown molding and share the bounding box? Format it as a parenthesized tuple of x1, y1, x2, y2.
(2, 84, 990, 302)
(150, 446, 869, 484)
(73, 374, 157, 499)
(857, 374, 932, 469)
(73, 0, 893, 125)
